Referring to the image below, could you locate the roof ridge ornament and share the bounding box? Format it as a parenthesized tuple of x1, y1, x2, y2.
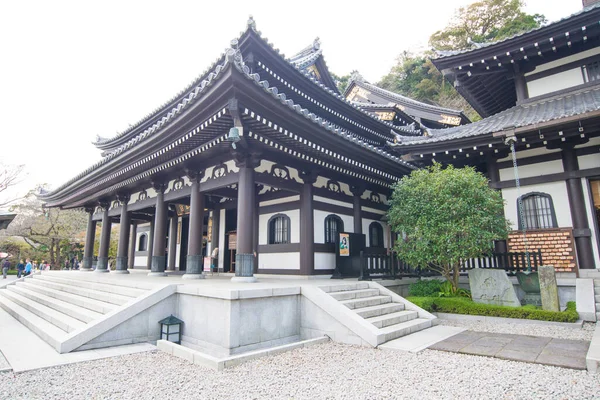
(313, 37, 321, 50)
(247, 15, 256, 30)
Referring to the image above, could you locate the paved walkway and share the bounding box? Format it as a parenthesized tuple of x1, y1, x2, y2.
(429, 331, 590, 370)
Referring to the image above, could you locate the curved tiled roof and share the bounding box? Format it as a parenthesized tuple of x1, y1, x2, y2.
(389, 84, 600, 147)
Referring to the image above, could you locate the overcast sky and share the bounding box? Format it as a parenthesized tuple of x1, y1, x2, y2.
(0, 0, 581, 204)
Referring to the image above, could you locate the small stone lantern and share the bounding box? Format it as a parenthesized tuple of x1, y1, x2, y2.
(158, 315, 183, 344)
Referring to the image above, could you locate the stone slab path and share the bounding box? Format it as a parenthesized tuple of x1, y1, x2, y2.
(430, 331, 590, 370)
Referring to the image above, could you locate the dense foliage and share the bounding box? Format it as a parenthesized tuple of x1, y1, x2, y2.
(388, 164, 510, 292)
(408, 297, 579, 323)
(408, 279, 444, 297)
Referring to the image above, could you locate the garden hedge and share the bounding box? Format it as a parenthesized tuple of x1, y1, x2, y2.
(407, 296, 578, 323)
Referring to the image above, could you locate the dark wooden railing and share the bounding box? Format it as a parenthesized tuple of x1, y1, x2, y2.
(358, 249, 543, 280)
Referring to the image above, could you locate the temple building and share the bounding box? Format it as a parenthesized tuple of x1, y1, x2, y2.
(389, 2, 600, 271)
(39, 18, 422, 279)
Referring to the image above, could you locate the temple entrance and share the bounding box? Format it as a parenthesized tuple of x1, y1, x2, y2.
(179, 216, 189, 271)
(223, 208, 237, 272)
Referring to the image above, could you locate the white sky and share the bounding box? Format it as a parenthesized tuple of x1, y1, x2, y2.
(0, 0, 582, 203)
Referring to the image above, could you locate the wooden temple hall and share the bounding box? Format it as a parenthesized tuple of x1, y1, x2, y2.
(40, 18, 461, 279)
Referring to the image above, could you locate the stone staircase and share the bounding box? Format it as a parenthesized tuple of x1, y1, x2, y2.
(595, 280, 600, 321)
(0, 273, 152, 352)
(321, 282, 433, 344)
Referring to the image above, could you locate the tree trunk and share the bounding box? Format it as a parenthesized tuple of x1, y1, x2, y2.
(452, 264, 460, 294)
(49, 238, 56, 266)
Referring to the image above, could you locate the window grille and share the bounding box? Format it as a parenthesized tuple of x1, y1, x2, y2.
(369, 222, 384, 248)
(138, 234, 147, 251)
(582, 61, 600, 83)
(268, 214, 290, 244)
(517, 193, 557, 230)
(324, 215, 344, 244)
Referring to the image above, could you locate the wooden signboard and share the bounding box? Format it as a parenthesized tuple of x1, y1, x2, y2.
(228, 232, 237, 250)
(207, 217, 213, 242)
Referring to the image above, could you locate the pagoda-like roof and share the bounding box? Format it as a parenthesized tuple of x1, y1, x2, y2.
(389, 83, 600, 151)
(344, 75, 470, 129)
(432, 3, 600, 118)
(288, 38, 340, 93)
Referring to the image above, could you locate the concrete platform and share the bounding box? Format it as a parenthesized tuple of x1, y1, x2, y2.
(430, 331, 591, 370)
(0, 306, 155, 372)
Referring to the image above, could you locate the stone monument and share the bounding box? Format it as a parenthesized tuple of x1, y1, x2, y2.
(468, 269, 521, 307)
(538, 265, 560, 312)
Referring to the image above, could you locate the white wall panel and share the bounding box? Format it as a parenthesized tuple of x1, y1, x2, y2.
(527, 69, 584, 98)
(313, 210, 354, 243)
(258, 252, 300, 269)
(582, 178, 600, 268)
(259, 210, 300, 245)
(579, 154, 600, 170)
(259, 196, 300, 207)
(313, 195, 353, 209)
(499, 160, 564, 181)
(315, 252, 335, 270)
(362, 219, 389, 248)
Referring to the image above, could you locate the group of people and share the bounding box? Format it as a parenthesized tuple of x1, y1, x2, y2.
(1, 257, 54, 279)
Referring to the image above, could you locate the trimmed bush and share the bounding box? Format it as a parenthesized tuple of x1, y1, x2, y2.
(408, 279, 443, 297)
(407, 297, 578, 323)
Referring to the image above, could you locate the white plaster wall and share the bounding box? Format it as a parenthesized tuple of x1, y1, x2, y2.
(259, 195, 299, 207)
(582, 178, 600, 269)
(499, 160, 564, 181)
(362, 219, 388, 248)
(258, 252, 300, 269)
(500, 181, 572, 229)
(579, 154, 600, 170)
(313, 195, 353, 209)
(314, 252, 335, 270)
(259, 210, 300, 245)
(527, 69, 584, 98)
(361, 206, 386, 215)
(498, 147, 561, 162)
(133, 256, 147, 267)
(313, 210, 354, 243)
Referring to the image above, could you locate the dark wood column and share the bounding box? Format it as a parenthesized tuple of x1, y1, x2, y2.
(487, 157, 508, 254)
(183, 171, 205, 279)
(253, 185, 261, 273)
(96, 201, 111, 273)
(128, 222, 137, 269)
(562, 146, 596, 269)
(146, 220, 154, 270)
(300, 172, 317, 275)
(115, 194, 130, 274)
(513, 63, 529, 103)
(233, 156, 259, 281)
(81, 207, 96, 271)
(167, 216, 178, 271)
(149, 183, 168, 276)
(351, 185, 364, 234)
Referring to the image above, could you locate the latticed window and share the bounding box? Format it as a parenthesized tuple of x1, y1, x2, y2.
(582, 61, 600, 83)
(268, 214, 291, 244)
(517, 193, 557, 230)
(324, 215, 344, 244)
(138, 234, 147, 251)
(369, 222, 384, 248)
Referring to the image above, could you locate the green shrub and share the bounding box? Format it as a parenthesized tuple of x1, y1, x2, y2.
(407, 297, 579, 323)
(408, 279, 443, 297)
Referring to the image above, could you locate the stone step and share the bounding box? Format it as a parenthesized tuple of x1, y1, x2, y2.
(25, 279, 131, 306)
(329, 288, 380, 301)
(378, 318, 433, 343)
(353, 302, 404, 319)
(34, 275, 146, 298)
(7, 285, 103, 323)
(596, 295, 600, 303)
(594, 279, 600, 286)
(0, 291, 68, 351)
(17, 281, 116, 314)
(0, 289, 86, 333)
(340, 295, 391, 310)
(320, 283, 370, 293)
(595, 286, 600, 295)
(365, 310, 419, 328)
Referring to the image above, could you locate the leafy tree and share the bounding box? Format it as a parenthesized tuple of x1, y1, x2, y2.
(388, 164, 509, 293)
(331, 72, 352, 94)
(429, 0, 546, 51)
(7, 191, 87, 267)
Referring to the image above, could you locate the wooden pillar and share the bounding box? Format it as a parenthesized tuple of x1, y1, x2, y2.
(96, 202, 111, 273)
(513, 63, 528, 103)
(146, 220, 154, 270)
(300, 173, 317, 275)
(183, 172, 205, 279)
(233, 158, 258, 281)
(212, 206, 221, 272)
(81, 207, 96, 271)
(562, 146, 596, 269)
(167, 216, 178, 271)
(149, 183, 168, 276)
(115, 194, 130, 274)
(351, 185, 364, 234)
(253, 186, 260, 273)
(487, 157, 508, 255)
(128, 222, 137, 269)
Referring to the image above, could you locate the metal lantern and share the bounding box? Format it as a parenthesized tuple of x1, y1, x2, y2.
(158, 315, 183, 344)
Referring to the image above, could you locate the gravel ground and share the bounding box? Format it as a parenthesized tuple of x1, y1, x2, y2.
(438, 319, 596, 341)
(2, 343, 600, 400)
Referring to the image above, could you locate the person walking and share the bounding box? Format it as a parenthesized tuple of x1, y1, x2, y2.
(211, 246, 219, 273)
(24, 259, 32, 277)
(17, 259, 25, 278)
(2, 258, 10, 279)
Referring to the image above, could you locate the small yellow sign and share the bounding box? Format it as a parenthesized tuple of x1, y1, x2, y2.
(339, 233, 350, 256)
